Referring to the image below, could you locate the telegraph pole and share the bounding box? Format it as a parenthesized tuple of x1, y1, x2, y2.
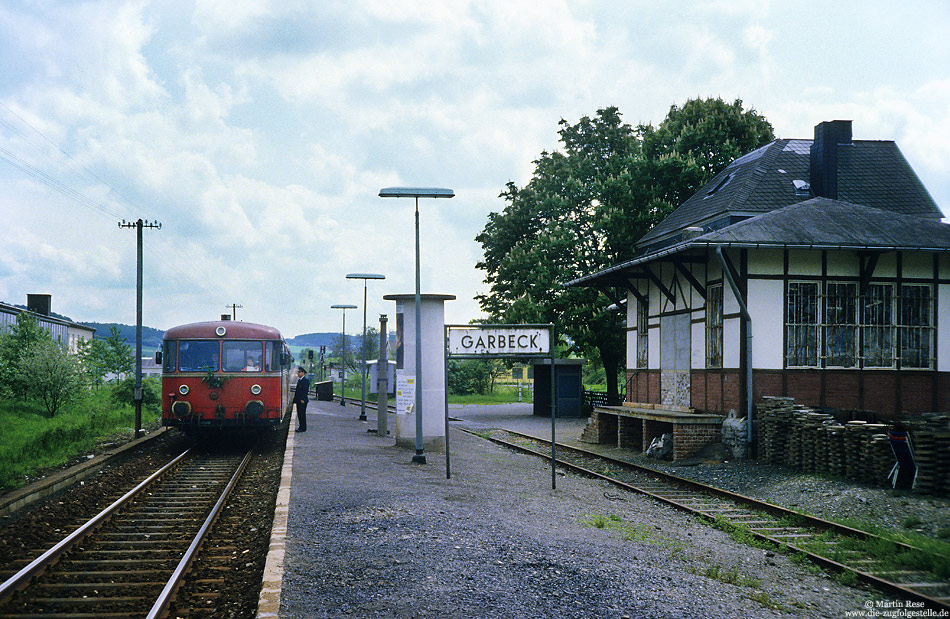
(119, 218, 162, 439)
(226, 303, 243, 320)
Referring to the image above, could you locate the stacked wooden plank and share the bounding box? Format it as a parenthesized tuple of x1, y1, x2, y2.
(843, 421, 869, 481)
(756, 397, 796, 465)
(755, 398, 948, 495)
(906, 416, 950, 495)
(803, 411, 835, 474)
(820, 422, 847, 477)
(864, 428, 893, 485)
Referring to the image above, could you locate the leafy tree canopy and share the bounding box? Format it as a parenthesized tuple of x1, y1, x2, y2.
(475, 98, 773, 400)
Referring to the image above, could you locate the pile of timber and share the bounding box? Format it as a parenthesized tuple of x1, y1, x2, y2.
(756, 397, 949, 495)
(905, 416, 950, 496)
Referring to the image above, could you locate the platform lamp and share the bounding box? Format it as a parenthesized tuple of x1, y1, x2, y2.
(378, 187, 454, 464)
(346, 273, 386, 421)
(330, 304, 357, 405)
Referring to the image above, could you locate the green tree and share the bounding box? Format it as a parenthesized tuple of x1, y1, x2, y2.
(0, 314, 52, 398)
(476, 99, 773, 402)
(447, 358, 507, 395)
(102, 326, 134, 379)
(112, 375, 162, 414)
(17, 338, 85, 416)
(77, 337, 110, 387)
(78, 326, 133, 386)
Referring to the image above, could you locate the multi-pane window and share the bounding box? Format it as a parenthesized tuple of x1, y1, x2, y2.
(786, 281, 934, 370)
(706, 284, 723, 368)
(636, 298, 649, 369)
(900, 284, 934, 369)
(786, 282, 820, 367)
(825, 283, 857, 367)
(861, 284, 894, 367)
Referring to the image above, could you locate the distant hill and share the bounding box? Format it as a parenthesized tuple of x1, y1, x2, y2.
(81, 322, 165, 351)
(286, 332, 340, 348)
(286, 332, 397, 349)
(75, 326, 391, 354)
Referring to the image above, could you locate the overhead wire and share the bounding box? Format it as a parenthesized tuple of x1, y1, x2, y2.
(0, 100, 222, 301)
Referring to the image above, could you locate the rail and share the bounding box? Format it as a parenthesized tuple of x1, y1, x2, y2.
(0, 449, 254, 617)
(147, 449, 253, 619)
(470, 428, 950, 611)
(0, 448, 191, 605)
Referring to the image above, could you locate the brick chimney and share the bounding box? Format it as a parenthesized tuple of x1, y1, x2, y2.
(810, 120, 852, 199)
(27, 294, 51, 316)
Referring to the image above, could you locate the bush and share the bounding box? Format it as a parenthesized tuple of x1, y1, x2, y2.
(17, 339, 86, 416)
(448, 359, 491, 395)
(0, 384, 160, 491)
(111, 376, 162, 414)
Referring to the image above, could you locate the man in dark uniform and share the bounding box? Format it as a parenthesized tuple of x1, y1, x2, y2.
(293, 366, 310, 432)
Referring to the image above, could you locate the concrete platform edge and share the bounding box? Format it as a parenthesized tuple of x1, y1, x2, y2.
(255, 426, 295, 618)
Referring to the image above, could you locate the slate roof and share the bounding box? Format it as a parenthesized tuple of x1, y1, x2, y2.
(693, 198, 950, 250)
(636, 137, 942, 254)
(566, 199, 950, 288)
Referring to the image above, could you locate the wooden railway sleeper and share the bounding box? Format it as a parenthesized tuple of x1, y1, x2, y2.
(477, 428, 950, 612)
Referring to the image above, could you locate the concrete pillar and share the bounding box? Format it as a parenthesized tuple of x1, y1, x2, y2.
(383, 293, 455, 452)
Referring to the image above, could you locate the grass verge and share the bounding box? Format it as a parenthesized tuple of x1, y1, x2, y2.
(0, 383, 161, 492)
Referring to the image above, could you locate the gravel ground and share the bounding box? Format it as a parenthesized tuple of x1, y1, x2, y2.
(0, 424, 285, 619)
(453, 404, 950, 541)
(559, 439, 950, 542)
(280, 402, 895, 619)
(0, 428, 191, 566)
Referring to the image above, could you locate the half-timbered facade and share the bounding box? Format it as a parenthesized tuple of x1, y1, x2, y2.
(569, 121, 950, 421)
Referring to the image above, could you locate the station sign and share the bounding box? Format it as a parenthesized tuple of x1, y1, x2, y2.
(447, 325, 550, 357)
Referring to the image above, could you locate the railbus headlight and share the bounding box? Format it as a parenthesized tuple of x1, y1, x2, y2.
(250, 384, 262, 395)
(179, 384, 190, 395)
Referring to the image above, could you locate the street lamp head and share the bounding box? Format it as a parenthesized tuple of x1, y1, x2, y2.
(330, 304, 358, 310)
(378, 187, 455, 199)
(346, 273, 386, 280)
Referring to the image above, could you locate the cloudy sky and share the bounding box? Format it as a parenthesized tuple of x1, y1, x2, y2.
(1, 0, 948, 339)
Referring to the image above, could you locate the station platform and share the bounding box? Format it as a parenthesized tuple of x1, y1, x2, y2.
(256, 399, 863, 619)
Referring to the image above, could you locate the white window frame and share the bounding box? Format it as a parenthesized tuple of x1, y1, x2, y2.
(706, 284, 723, 368)
(786, 281, 820, 368)
(861, 283, 895, 368)
(824, 282, 857, 368)
(899, 284, 934, 369)
(636, 297, 649, 370)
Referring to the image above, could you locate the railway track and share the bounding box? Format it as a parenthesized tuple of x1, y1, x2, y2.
(473, 428, 950, 612)
(0, 447, 253, 618)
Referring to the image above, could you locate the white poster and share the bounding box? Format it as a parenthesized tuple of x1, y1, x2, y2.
(396, 372, 415, 415)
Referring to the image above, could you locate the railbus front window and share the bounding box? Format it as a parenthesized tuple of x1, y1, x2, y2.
(178, 341, 221, 372)
(163, 341, 177, 373)
(263, 341, 283, 371)
(223, 341, 264, 372)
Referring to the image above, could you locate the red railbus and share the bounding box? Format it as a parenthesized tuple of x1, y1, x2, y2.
(158, 320, 292, 433)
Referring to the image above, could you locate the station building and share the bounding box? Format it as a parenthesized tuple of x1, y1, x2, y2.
(569, 120, 950, 421)
(0, 294, 95, 353)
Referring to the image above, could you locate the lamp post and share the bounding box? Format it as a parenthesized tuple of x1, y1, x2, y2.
(346, 273, 386, 421)
(378, 187, 454, 464)
(330, 304, 357, 405)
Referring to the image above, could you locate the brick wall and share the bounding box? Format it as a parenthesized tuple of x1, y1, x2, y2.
(673, 424, 723, 460)
(824, 372, 861, 410)
(618, 416, 641, 450)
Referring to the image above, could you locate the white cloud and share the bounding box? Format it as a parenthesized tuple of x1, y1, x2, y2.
(1, 0, 948, 336)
